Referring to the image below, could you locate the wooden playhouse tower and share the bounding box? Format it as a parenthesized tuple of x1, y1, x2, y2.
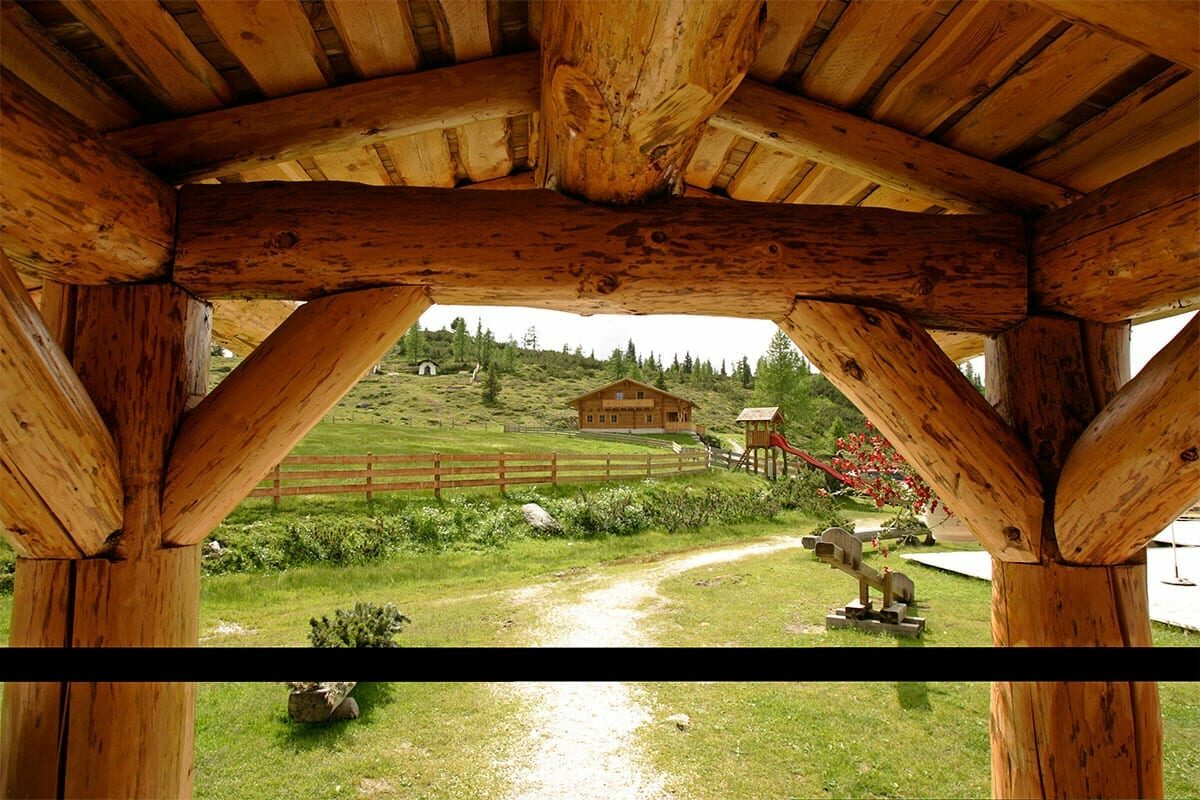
(734, 406, 785, 476)
(0, 2, 1196, 798)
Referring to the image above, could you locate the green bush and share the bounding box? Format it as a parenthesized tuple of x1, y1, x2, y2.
(309, 602, 410, 648)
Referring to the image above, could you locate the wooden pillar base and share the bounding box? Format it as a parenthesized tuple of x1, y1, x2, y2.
(990, 559, 1162, 799)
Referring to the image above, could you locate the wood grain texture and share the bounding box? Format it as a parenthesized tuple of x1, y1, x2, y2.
(856, 185, 936, 212)
(1057, 316, 1200, 564)
(173, 183, 1029, 330)
(430, 0, 501, 62)
(0, 251, 120, 558)
(930, 330, 985, 363)
(455, 118, 513, 183)
(749, 0, 822, 83)
(196, 0, 334, 97)
(312, 148, 391, 184)
(162, 287, 430, 546)
(1, 69, 175, 284)
(60, 0, 233, 113)
(385, 130, 457, 187)
(684, 126, 739, 190)
(0, 2, 139, 132)
(787, 164, 874, 206)
(1031, 0, 1200, 70)
(537, 0, 763, 202)
(1022, 65, 1200, 192)
(211, 299, 300, 356)
(868, 1, 1058, 136)
(780, 302, 1043, 562)
(326, 0, 420, 78)
(241, 161, 311, 182)
(109, 51, 539, 183)
(799, 0, 941, 108)
(940, 25, 1145, 160)
(726, 145, 806, 202)
(1033, 145, 1200, 322)
(711, 80, 1077, 213)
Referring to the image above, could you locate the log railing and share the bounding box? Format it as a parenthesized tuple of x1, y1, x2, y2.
(251, 450, 710, 503)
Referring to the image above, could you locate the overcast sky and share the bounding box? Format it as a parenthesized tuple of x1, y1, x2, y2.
(417, 305, 1193, 378)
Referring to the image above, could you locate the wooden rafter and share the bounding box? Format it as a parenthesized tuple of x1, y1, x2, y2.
(537, 0, 763, 202)
(780, 301, 1044, 563)
(162, 287, 431, 546)
(108, 52, 540, 183)
(0, 251, 121, 558)
(210, 300, 300, 357)
(710, 80, 1077, 213)
(1056, 316, 1200, 565)
(0, 69, 175, 285)
(173, 183, 1028, 331)
(1033, 145, 1200, 322)
(1030, 0, 1200, 71)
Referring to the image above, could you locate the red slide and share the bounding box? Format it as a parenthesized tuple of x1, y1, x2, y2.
(767, 432, 851, 485)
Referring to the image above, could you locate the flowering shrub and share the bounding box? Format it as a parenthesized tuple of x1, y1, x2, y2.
(831, 421, 949, 527)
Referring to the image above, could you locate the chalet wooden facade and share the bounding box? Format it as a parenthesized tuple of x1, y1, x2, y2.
(569, 378, 698, 433)
(0, 1, 1197, 798)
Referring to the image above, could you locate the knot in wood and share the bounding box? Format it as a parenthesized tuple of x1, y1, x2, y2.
(270, 231, 299, 249)
(1003, 526, 1022, 543)
(767, 243, 779, 255)
(842, 359, 864, 380)
(916, 276, 935, 295)
(650, 230, 668, 244)
(591, 274, 619, 295)
(1182, 447, 1199, 463)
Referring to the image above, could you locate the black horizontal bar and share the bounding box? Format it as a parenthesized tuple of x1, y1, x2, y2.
(2, 647, 1197, 682)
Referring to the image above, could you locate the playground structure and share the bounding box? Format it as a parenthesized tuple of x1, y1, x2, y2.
(814, 528, 925, 638)
(732, 407, 848, 484)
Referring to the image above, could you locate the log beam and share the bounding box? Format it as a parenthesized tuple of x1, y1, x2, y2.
(537, 0, 763, 202)
(0, 68, 175, 284)
(108, 52, 539, 183)
(0, 251, 121, 558)
(779, 301, 1043, 562)
(162, 287, 431, 546)
(986, 315, 1161, 799)
(1, 283, 211, 799)
(1056, 315, 1200, 564)
(710, 80, 1077, 214)
(211, 299, 300, 356)
(1029, 0, 1199, 71)
(1033, 145, 1200, 322)
(174, 183, 1028, 331)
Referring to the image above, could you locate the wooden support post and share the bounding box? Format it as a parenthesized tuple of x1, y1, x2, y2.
(1, 283, 211, 799)
(365, 452, 374, 502)
(985, 316, 1161, 800)
(434, 452, 442, 499)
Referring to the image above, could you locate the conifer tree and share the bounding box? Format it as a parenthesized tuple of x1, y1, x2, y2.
(451, 317, 468, 362)
(481, 362, 501, 405)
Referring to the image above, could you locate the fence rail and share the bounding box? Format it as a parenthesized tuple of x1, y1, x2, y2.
(250, 450, 710, 503)
(501, 424, 707, 453)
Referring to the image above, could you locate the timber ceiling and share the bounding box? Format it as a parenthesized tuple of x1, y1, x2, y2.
(2, 0, 1198, 353)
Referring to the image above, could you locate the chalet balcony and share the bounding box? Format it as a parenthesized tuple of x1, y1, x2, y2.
(601, 398, 655, 410)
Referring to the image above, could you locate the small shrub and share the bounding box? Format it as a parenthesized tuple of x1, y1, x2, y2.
(309, 602, 410, 648)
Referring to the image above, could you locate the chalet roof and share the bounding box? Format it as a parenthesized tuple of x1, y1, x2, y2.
(736, 407, 784, 423)
(567, 378, 698, 409)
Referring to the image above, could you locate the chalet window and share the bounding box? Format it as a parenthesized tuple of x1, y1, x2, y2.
(636, 391, 644, 399)
(646, 414, 653, 423)
(586, 415, 593, 423)
(610, 415, 618, 423)
(683, 413, 689, 421)
(615, 391, 624, 399)
(667, 412, 678, 422)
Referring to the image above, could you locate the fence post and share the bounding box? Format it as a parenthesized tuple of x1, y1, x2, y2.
(677, 453, 683, 475)
(605, 456, 611, 480)
(646, 453, 652, 478)
(551, 452, 557, 486)
(434, 452, 441, 500)
(365, 452, 374, 502)
(499, 452, 506, 495)
(272, 463, 281, 507)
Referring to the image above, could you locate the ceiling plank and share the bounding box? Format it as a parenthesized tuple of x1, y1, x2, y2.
(1030, 0, 1200, 70)
(384, 130, 457, 187)
(430, 0, 501, 63)
(108, 52, 539, 183)
(456, 118, 514, 183)
(60, 0, 234, 113)
(537, 0, 763, 202)
(173, 182, 1029, 331)
(0, 3, 140, 132)
(711, 80, 1076, 213)
(312, 148, 391, 185)
(750, 0, 824, 83)
(1021, 65, 1200, 192)
(726, 146, 808, 202)
(799, 0, 941, 109)
(1, 69, 174, 284)
(787, 164, 874, 206)
(240, 162, 311, 182)
(211, 299, 300, 357)
(940, 25, 1145, 160)
(857, 185, 936, 212)
(325, 0, 421, 78)
(684, 126, 740, 190)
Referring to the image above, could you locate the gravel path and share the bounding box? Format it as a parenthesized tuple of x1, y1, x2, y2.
(499, 536, 809, 800)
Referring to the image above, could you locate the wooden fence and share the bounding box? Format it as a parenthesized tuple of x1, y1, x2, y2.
(502, 424, 707, 453)
(250, 450, 710, 503)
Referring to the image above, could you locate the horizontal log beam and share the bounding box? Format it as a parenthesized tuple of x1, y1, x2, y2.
(108, 52, 539, 183)
(1056, 315, 1200, 564)
(780, 301, 1044, 562)
(0, 251, 122, 557)
(1030, 0, 1199, 71)
(710, 80, 1078, 214)
(1033, 145, 1199, 322)
(162, 287, 430, 546)
(0, 68, 174, 284)
(174, 183, 1028, 331)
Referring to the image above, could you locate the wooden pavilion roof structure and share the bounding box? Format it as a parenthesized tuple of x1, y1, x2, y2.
(0, 2, 1197, 798)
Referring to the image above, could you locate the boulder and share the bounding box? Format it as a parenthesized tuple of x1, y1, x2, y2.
(522, 503, 561, 533)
